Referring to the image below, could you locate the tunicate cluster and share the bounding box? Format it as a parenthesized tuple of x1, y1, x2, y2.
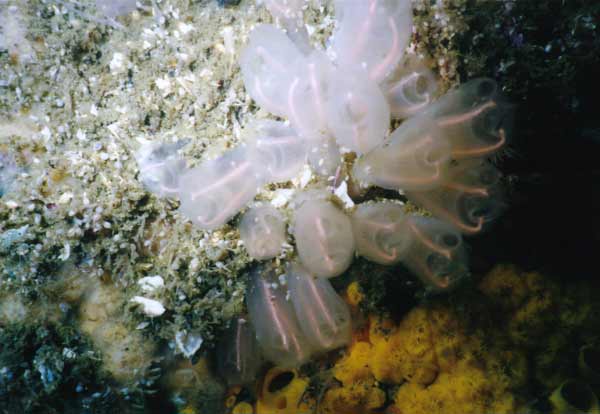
(219, 261, 351, 373)
(136, 0, 512, 373)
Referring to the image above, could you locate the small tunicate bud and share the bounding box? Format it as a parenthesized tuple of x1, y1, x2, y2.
(245, 120, 307, 183)
(135, 140, 187, 197)
(351, 201, 411, 265)
(216, 318, 262, 385)
(178, 147, 260, 230)
(331, 0, 413, 83)
(246, 265, 314, 367)
(286, 262, 352, 352)
(406, 160, 505, 234)
(239, 205, 287, 260)
(240, 24, 305, 117)
(326, 67, 390, 154)
(293, 198, 355, 278)
(352, 115, 452, 192)
(402, 216, 469, 292)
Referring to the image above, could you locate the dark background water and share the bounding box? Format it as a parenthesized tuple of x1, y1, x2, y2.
(457, 0, 600, 280)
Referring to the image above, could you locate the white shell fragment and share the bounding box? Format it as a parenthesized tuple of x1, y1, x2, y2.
(137, 275, 165, 292)
(351, 202, 411, 265)
(239, 205, 287, 260)
(175, 330, 204, 358)
(293, 199, 355, 278)
(246, 265, 314, 367)
(130, 296, 166, 317)
(178, 147, 260, 230)
(286, 262, 351, 352)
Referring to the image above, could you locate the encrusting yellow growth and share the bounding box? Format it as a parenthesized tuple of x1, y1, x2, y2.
(319, 269, 529, 414)
(256, 367, 314, 414)
(232, 401, 254, 414)
(244, 264, 598, 413)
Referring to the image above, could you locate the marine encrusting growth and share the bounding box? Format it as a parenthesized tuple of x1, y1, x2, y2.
(137, 0, 512, 373)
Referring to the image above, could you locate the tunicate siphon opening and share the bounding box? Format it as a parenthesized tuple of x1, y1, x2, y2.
(560, 380, 594, 412)
(441, 233, 459, 247)
(426, 253, 452, 277)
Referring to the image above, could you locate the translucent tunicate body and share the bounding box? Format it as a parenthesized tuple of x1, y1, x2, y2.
(239, 205, 287, 260)
(96, 0, 136, 19)
(286, 262, 352, 351)
(326, 68, 391, 154)
(245, 120, 307, 183)
(135, 140, 186, 197)
(240, 24, 304, 117)
(216, 318, 262, 385)
(293, 199, 355, 278)
(246, 265, 314, 367)
(331, 0, 413, 83)
(406, 160, 505, 234)
(384, 56, 439, 119)
(353, 115, 452, 191)
(351, 202, 411, 265)
(286, 51, 333, 143)
(403, 216, 469, 291)
(424, 78, 512, 159)
(178, 147, 260, 230)
(263, 0, 311, 54)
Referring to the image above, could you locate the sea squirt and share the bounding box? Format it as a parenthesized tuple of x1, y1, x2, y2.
(178, 147, 260, 230)
(244, 120, 307, 183)
(246, 264, 314, 368)
(402, 216, 469, 291)
(351, 201, 412, 265)
(216, 317, 262, 386)
(286, 262, 351, 351)
(239, 204, 287, 260)
(406, 159, 506, 234)
(292, 198, 355, 278)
